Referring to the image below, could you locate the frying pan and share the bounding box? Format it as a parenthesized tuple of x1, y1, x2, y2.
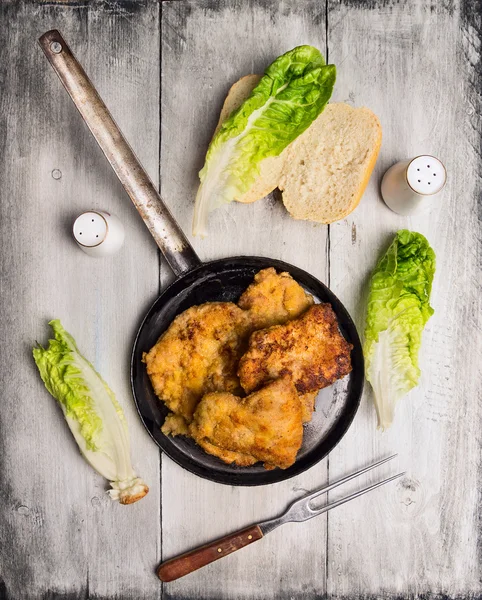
(39, 30, 364, 486)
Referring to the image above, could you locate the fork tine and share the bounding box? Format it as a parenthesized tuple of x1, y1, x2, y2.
(302, 454, 398, 504)
(309, 472, 406, 516)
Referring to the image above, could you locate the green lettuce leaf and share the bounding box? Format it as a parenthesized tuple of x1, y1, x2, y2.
(192, 45, 336, 236)
(364, 230, 436, 430)
(33, 321, 148, 504)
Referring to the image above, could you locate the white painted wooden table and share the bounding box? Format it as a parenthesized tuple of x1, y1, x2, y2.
(1, 1, 480, 598)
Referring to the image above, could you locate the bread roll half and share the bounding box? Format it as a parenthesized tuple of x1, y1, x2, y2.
(214, 75, 382, 223)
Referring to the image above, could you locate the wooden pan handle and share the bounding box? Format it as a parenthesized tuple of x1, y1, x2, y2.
(157, 524, 263, 582)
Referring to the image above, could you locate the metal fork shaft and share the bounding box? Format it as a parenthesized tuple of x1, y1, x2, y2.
(307, 471, 405, 517)
(260, 456, 401, 534)
(302, 454, 397, 504)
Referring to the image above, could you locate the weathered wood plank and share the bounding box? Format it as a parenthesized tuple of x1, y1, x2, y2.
(0, 2, 161, 599)
(327, 0, 482, 597)
(2, 0, 481, 598)
(159, 1, 330, 599)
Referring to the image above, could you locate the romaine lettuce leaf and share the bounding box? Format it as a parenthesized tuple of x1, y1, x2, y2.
(33, 320, 148, 504)
(364, 230, 436, 430)
(192, 45, 336, 236)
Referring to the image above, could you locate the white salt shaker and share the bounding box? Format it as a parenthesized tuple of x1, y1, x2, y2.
(381, 155, 446, 216)
(73, 210, 125, 257)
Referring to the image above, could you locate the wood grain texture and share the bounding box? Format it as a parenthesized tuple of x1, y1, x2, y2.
(0, 2, 161, 599)
(159, 2, 330, 599)
(158, 525, 263, 582)
(326, 0, 482, 598)
(1, 0, 481, 599)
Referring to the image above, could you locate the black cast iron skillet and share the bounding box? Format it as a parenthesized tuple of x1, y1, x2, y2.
(39, 30, 364, 486)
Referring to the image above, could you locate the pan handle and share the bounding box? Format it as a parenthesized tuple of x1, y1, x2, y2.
(38, 30, 201, 277)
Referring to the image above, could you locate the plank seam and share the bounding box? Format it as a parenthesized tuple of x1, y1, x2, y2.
(159, 2, 164, 599)
(325, 0, 331, 595)
(460, 0, 482, 591)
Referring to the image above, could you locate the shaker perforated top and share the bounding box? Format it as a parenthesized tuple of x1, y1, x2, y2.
(73, 211, 107, 247)
(406, 156, 446, 195)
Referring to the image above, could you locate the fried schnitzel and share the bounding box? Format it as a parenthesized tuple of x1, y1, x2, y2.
(239, 268, 318, 423)
(196, 439, 258, 467)
(238, 267, 313, 329)
(146, 269, 313, 428)
(145, 269, 344, 469)
(190, 377, 303, 469)
(161, 412, 258, 465)
(161, 413, 190, 436)
(143, 302, 251, 423)
(238, 303, 353, 396)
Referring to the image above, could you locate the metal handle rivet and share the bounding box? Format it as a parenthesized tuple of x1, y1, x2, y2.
(50, 41, 62, 54)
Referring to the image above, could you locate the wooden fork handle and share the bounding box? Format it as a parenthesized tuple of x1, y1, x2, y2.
(157, 524, 263, 582)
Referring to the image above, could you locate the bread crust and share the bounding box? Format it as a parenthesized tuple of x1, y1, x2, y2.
(339, 109, 382, 220)
(281, 104, 382, 223)
(213, 74, 261, 136)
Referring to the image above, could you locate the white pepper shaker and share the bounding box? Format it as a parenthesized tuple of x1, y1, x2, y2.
(381, 155, 446, 216)
(73, 210, 125, 257)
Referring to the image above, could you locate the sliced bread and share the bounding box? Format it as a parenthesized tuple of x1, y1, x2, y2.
(215, 75, 382, 223)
